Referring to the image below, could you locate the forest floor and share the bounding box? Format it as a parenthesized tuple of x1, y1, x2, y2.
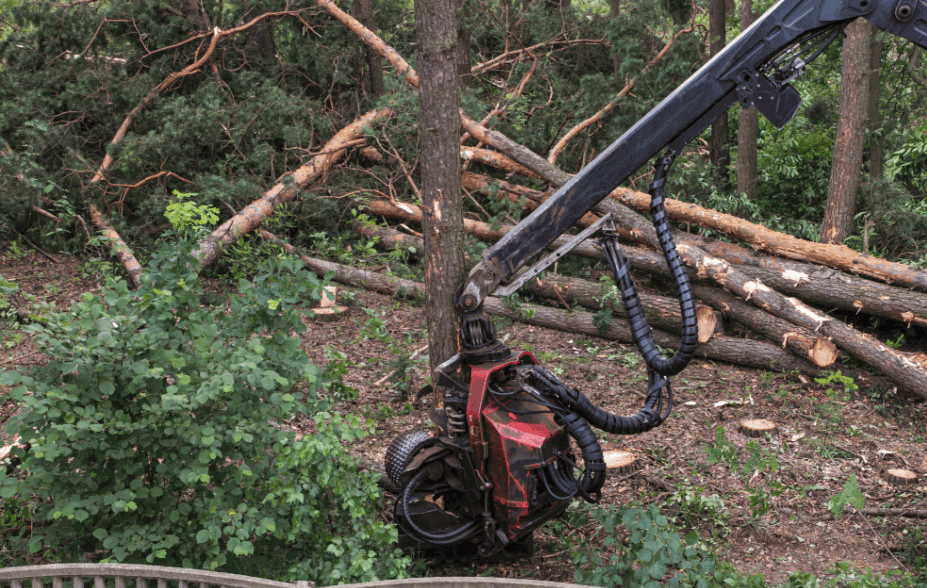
(1, 244, 926, 585)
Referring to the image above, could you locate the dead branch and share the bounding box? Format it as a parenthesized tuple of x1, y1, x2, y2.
(461, 57, 537, 144)
(472, 38, 611, 75)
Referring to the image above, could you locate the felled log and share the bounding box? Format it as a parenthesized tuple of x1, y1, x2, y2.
(693, 285, 838, 367)
(192, 107, 391, 268)
(351, 220, 719, 341)
(672, 243, 927, 398)
(261, 232, 823, 376)
(609, 187, 927, 292)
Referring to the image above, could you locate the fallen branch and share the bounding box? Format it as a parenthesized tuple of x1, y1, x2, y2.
(547, 15, 697, 164)
(88, 204, 142, 289)
(192, 108, 391, 269)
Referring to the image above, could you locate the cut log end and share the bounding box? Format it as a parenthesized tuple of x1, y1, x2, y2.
(312, 305, 348, 321)
(739, 418, 778, 438)
(696, 306, 718, 343)
(884, 468, 919, 486)
(602, 450, 641, 475)
(810, 338, 839, 367)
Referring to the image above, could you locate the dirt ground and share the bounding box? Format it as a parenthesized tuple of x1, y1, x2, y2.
(2, 244, 926, 585)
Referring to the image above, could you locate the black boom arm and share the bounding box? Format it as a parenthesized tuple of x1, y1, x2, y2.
(456, 0, 927, 313)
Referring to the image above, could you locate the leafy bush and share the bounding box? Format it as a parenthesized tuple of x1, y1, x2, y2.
(572, 503, 731, 588)
(0, 243, 410, 585)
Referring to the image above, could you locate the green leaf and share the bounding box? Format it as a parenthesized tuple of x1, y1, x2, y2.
(196, 529, 210, 544)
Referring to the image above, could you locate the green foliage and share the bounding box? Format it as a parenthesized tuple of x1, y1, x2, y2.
(827, 475, 865, 519)
(0, 243, 409, 584)
(164, 190, 219, 238)
(573, 504, 726, 588)
(704, 427, 783, 522)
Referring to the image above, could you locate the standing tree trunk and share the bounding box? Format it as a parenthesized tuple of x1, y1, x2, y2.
(415, 0, 468, 377)
(867, 26, 883, 183)
(457, 0, 473, 86)
(351, 0, 385, 97)
(709, 0, 730, 185)
(821, 18, 871, 244)
(609, 0, 621, 76)
(736, 0, 759, 200)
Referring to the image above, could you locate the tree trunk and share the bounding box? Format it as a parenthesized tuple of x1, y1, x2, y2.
(609, 0, 621, 76)
(351, 0, 385, 97)
(709, 0, 730, 184)
(457, 0, 473, 86)
(736, 0, 759, 200)
(415, 0, 468, 377)
(822, 18, 871, 244)
(366, 196, 927, 327)
(278, 245, 826, 376)
(867, 26, 883, 183)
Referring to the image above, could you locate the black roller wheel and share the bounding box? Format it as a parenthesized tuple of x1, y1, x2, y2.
(385, 428, 434, 487)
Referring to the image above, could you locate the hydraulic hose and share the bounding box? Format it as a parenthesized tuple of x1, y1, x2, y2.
(526, 366, 671, 436)
(601, 152, 698, 377)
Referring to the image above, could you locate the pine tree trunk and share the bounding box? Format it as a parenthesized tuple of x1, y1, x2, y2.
(867, 26, 883, 183)
(709, 0, 730, 183)
(415, 0, 467, 377)
(822, 18, 871, 244)
(736, 0, 759, 200)
(457, 0, 473, 86)
(609, 0, 621, 76)
(351, 0, 385, 97)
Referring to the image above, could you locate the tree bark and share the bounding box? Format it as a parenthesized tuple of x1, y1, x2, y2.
(609, 0, 621, 76)
(88, 204, 143, 290)
(457, 0, 473, 86)
(822, 18, 871, 244)
(736, 0, 759, 200)
(415, 0, 468, 377)
(351, 0, 385, 97)
(867, 26, 883, 183)
(709, 0, 730, 183)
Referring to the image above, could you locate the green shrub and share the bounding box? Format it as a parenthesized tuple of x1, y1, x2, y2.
(0, 243, 409, 585)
